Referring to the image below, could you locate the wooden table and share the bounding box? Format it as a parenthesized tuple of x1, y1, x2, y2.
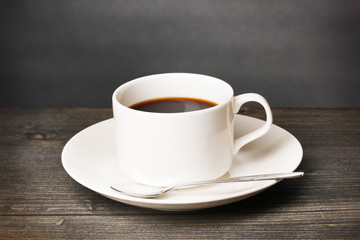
(1, 108, 359, 239)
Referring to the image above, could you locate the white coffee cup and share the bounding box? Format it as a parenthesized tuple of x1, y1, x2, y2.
(112, 73, 272, 186)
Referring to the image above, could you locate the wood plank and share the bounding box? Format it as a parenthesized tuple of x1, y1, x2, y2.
(0, 213, 359, 239)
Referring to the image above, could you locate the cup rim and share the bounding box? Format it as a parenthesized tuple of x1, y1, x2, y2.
(112, 72, 234, 116)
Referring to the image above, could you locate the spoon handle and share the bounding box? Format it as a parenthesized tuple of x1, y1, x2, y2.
(172, 172, 304, 190)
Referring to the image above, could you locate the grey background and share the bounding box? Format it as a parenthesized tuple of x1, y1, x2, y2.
(1, 0, 360, 107)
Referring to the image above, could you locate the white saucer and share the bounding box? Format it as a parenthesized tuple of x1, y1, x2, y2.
(62, 115, 303, 211)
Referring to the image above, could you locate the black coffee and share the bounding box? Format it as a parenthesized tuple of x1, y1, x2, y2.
(130, 97, 217, 113)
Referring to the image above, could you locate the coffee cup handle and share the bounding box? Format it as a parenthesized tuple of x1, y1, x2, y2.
(232, 93, 273, 154)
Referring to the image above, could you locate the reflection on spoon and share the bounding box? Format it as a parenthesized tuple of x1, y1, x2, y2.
(111, 172, 304, 198)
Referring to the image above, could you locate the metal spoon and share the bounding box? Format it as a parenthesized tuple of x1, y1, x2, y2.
(111, 172, 304, 198)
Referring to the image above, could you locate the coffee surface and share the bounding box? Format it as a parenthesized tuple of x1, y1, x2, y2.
(130, 97, 217, 113)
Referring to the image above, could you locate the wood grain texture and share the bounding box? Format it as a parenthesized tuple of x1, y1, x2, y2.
(0, 108, 359, 239)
